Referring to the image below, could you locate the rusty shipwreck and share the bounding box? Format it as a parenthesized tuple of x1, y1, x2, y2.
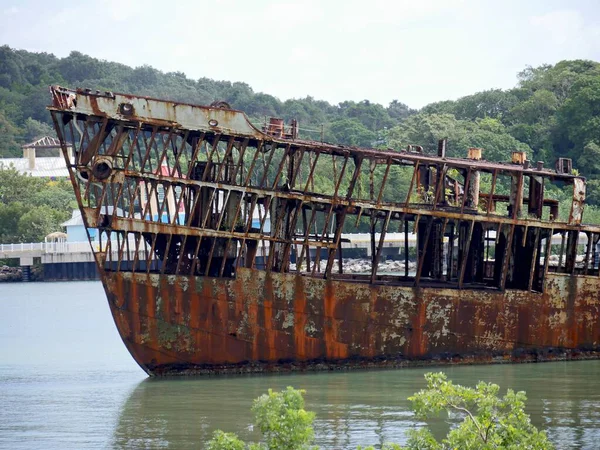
(48, 85, 600, 376)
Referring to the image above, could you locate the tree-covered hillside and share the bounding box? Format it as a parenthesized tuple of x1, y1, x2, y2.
(2, 45, 600, 242)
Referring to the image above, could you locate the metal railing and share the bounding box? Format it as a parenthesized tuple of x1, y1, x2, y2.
(0, 241, 93, 254)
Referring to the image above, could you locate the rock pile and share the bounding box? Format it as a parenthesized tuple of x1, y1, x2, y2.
(0, 265, 22, 282)
(290, 258, 417, 274)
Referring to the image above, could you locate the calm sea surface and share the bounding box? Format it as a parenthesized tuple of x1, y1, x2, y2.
(1, 281, 600, 449)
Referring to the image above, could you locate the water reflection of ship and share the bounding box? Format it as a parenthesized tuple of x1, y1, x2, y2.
(110, 370, 431, 449)
(111, 364, 600, 449)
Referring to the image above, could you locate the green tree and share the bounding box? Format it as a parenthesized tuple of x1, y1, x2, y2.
(0, 166, 45, 204)
(17, 205, 66, 242)
(207, 386, 316, 450)
(208, 375, 553, 450)
(0, 201, 27, 243)
(23, 117, 55, 142)
(0, 111, 21, 157)
(406, 372, 553, 449)
(327, 118, 377, 147)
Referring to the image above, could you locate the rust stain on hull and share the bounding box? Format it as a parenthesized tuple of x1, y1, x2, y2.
(103, 269, 600, 376)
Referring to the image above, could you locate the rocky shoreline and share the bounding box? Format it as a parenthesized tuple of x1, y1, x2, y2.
(0, 265, 43, 282)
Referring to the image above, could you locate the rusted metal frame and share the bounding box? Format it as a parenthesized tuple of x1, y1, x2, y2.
(83, 177, 93, 209)
(458, 220, 476, 288)
(370, 210, 393, 283)
(106, 124, 128, 159)
(308, 152, 315, 192)
(110, 177, 127, 225)
(116, 231, 126, 272)
(122, 169, 599, 234)
(130, 232, 142, 273)
(375, 157, 393, 205)
(567, 231, 580, 275)
(460, 167, 472, 215)
(323, 207, 343, 276)
(543, 227, 553, 280)
(514, 173, 524, 220)
(64, 116, 80, 165)
(324, 156, 362, 275)
(102, 230, 113, 268)
(123, 177, 141, 221)
(583, 231, 592, 275)
(145, 233, 159, 273)
(214, 190, 232, 231)
(219, 186, 251, 273)
(311, 229, 325, 276)
(158, 232, 175, 276)
(214, 136, 236, 183)
(199, 185, 219, 230)
(140, 180, 157, 222)
(254, 196, 273, 269)
(265, 196, 289, 272)
(303, 150, 321, 193)
(558, 231, 566, 271)
(404, 161, 420, 207)
(185, 185, 202, 228)
(486, 169, 499, 216)
(499, 224, 516, 290)
(169, 130, 189, 178)
(218, 236, 234, 277)
(203, 230, 220, 276)
(184, 132, 206, 178)
(201, 133, 222, 182)
(155, 128, 175, 174)
(243, 141, 264, 187)
(258, 147, 270, 187)
(98, 120, 113, 155)
(269, 144, 293, 190)
(528, 228, 541, 291)
(445, 221, 455, 280)
(431, 164, 447, 211)
(148, 128, 165, 175)
(258, 142, 279, 188)
(355, 207, 364, 227)
(122, 125, 141, 172)
(404, 220, 410, 278)
(131, 126, 147, 172)
(242, 194, 259, 235)
(332, 153, 349, 200)
(190, 235, 204, 276)
(80, 117, 109, 166)
(280, 200, 304, 273)
(297, 205, 318, 272)
(79, 121, 101, 205)
(229, 137, 250, 184)
(51, 111, 88, 209)
(155, 180, 171, 224)
(437, 217, 449, 279)
(318, 155, 349, 249)
(414, 216, 436, 286)
(289, 147, 306, 189)
(234, 194, 258, 271)
(94, 181, 109, 223)
(172, 184, 187, 226)
(139, 126, 158, 173)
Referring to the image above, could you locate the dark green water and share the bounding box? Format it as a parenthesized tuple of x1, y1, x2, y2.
(1, 282, 600, 449)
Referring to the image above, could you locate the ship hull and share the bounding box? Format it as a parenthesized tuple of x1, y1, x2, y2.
(103, 268, 600, 376)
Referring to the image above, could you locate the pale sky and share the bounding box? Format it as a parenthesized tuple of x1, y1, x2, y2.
(1, 0, 600, 108)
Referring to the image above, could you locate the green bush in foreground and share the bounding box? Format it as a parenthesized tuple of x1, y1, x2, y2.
(207, 372, 554, 450)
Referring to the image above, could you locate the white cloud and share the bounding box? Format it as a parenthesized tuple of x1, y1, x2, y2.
(3, 6, 18, 15)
